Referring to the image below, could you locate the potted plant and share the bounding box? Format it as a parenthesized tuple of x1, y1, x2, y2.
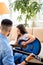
(11, 0, 41, 27)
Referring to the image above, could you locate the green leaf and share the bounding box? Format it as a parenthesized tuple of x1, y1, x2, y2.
(17, 15, 22, 22)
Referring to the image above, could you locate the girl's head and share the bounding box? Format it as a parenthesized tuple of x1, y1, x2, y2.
(17, 24, 27, 35)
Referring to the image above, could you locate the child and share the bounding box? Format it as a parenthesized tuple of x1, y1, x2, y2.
(16, 24, 35, 48)
(13, 24, 35, 63)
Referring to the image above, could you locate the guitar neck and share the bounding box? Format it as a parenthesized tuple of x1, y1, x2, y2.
(11, 44, 22, 48)
(33, 54, 41, 61)
(13, 48, 43, 62)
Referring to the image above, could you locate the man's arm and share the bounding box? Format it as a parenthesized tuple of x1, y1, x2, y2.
(2, 48, 15, 65)
(20, 54, 33, 65)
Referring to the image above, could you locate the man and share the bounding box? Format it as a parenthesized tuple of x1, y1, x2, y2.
(0, 19, 33, 65)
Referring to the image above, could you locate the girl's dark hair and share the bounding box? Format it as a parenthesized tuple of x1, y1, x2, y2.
(17, 24, 27, 35)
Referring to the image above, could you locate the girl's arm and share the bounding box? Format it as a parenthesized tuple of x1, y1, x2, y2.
(25, 34, 35, 45)
(15, 35, 21, 45)
(21, 34, 35, 47)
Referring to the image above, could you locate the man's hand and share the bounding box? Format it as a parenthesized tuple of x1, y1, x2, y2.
(20, 53, 34, 65)
(25, 53, 34, 62)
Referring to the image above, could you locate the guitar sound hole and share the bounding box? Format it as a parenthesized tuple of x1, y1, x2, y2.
(30, 45, 34, 51)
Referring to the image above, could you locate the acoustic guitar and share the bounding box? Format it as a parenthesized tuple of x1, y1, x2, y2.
(16, 38, 41, 55)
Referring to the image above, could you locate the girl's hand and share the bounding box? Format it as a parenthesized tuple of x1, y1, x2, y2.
(21, 41, 27, 48)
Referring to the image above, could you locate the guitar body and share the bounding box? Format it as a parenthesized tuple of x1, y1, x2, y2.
(18, 38, 41, 55)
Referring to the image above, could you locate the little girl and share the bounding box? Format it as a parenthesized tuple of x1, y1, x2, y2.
(13, 24, 35, 63)
(16, 24, 35, 48)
